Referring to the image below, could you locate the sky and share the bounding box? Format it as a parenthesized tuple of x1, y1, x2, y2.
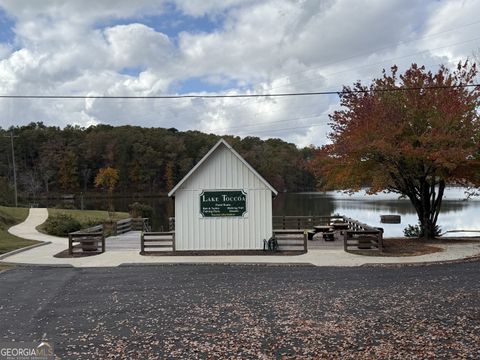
(0, 0, 478, 147)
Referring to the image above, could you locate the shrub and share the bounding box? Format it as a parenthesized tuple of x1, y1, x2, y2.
(44, 214, 81, 236)
(81, 218, 102, 229)
(54, 203, 77, 210)
(403, 223, 442, 238)
(128, 202, 153, 218)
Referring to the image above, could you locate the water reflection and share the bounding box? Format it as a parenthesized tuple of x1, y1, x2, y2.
(273, 189, 480, 237)
(33, 187, 480, 237)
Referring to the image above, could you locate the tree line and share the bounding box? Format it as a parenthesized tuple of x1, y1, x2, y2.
(0, 123, 316, 203)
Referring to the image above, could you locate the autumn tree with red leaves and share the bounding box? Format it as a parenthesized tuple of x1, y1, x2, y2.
(310, 62, 480, 239)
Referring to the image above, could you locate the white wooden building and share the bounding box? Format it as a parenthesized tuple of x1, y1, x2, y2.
(168, 138, 278, 251)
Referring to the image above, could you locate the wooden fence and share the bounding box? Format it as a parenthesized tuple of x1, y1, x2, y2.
(115, 218, 132, 235)
(273, 215, 383, 253)
(141, 231, 175, 254)
(344, 230, 383, 252)
(68, 225, 105, 254)
(166, 215, 383, 253)
(272, 230, 307, 252)
(105, 218, 150, 235)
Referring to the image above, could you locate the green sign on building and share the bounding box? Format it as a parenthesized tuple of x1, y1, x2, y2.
(200, 190, 247, 217)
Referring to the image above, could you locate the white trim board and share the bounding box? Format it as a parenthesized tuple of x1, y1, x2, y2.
(168, 138, 278, 197)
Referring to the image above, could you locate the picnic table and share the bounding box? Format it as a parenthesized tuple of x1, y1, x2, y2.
(313, 225, 333, 233)
(311, 225, 336, 241)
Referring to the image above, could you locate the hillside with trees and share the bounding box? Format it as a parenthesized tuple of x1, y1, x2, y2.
(0, 123, 316, 203)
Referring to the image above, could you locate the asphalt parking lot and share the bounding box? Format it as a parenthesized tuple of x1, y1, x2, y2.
(0, 262, 479, 359)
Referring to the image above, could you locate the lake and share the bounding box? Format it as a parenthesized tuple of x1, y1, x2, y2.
(42, 187, 480, 237)
(279, 189, 480, 237)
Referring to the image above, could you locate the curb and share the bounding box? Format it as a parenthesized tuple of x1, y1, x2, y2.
(361, 255, 480, 268)
(0, 241, 52, 261)
(118, 262, 315, 268)
(0, 261, 74, 268)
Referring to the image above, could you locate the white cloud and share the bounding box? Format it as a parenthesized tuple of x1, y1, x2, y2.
(0, 0, 477, 146)
(104, 23, 175, 71)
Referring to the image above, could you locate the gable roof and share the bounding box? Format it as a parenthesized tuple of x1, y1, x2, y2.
(168, 138, 278, 196)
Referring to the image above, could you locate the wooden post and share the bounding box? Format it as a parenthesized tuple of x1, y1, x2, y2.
(140, 232, 144, 253)
(172, 232, 176, 252)
(378, 229, 383, 252)
(303, 231, 308, 253)
(101, 235, 105, 253)
(68, 234, 73, 255)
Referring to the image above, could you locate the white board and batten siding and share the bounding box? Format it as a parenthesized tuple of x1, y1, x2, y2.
(168, 139, 277, 251)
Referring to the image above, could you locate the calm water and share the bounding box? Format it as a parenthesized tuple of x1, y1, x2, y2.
(39, 188, 480, 237)
(279, 189, 480, 237)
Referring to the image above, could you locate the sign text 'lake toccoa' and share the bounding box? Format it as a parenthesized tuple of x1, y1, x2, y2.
(200, 190, 247, 217)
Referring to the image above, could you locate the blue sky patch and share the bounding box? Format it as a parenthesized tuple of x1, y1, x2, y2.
(0, 8, 15, 44)
(120, 66, 145, 77)
(174, 76, 244, 94)
(94, 5, 221, 44)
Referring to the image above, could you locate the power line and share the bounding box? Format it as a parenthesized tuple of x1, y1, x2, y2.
(0, 84, 477, 100)
(139, 34, 480, 125)
(264, 36, 480, 93)
(237, 123, 325, 135)
(213, 113, 328, 132)
(251, 19, 480, 90)
(181, 55, 474, 133)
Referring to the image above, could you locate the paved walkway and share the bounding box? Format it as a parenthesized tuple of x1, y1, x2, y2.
(3, 208, 480, 268)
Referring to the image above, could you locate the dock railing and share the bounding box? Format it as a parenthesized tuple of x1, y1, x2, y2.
(272, 215, 344, 230)
(341, 216, 383, 252)
(115, 218, 132, 235)
(166, 215, 383, 253)
(131, 217, 150, 232)
(272, 215, 383, 252)
(104, 217, 151, 236)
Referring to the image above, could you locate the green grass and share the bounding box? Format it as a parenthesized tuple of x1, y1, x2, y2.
(47, 208, 129, 223)
(0, 205, 29, 223)
(37, 208, 130, 236)
(0, 206, 40, 255)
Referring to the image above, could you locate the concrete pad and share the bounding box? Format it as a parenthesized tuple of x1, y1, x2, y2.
(107, 231, 141, 251)
(2, 208, 480, 268)
(8, 208, 66, 245)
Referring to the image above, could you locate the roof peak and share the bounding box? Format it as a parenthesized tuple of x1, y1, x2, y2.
(168, 138, 278, 196)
